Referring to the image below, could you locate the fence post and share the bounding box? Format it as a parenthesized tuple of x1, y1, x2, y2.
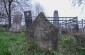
(81, 19, 83, 33)
(65, 20, 68, 33)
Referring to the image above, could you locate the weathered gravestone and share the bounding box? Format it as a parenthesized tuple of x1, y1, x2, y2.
(53, 10, 59, 29)
(72, 17, 79, 33)
(24, 11, 32, 30)
(26, 12, 59, 50)
(9, 11, 23, 32)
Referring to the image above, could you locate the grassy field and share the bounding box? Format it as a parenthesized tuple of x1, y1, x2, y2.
(0, 31, 27, 55)
(0, 31, 85, 55)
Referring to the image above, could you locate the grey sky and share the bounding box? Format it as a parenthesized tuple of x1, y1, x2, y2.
(35, 0, 85, 20)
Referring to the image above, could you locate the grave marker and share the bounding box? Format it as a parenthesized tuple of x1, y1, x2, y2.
(26, 12, 59, 50)
(24, 11, 32, 29)
(9, 11, 23, 32)
(53, 10, 59, 29)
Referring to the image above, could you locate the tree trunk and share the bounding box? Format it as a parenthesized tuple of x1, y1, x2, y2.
(3, 0, 13, 28)
(8, 1, 12, 28)
(8, 12, 11, 28)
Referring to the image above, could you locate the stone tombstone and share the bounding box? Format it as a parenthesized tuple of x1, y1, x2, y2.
(24, 11, 32, 29)
(26, 12, 59, 50)
(9, 11, 23, 32)
(53, 10, 59, 29)
(72, 17, 79, 33)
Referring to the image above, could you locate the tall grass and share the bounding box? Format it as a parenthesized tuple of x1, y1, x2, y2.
(0, 32, 27, 55)
(0, 31, 85, 55)
(58, 35, 77, 55)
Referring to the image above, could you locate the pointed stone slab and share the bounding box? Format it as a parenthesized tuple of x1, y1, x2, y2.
(26, 12, 59, 50)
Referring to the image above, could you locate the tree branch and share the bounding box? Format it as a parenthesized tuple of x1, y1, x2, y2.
(10, 0, 13, 3)
(3, 0, 9, 17)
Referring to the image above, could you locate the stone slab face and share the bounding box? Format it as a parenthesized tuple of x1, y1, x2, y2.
(9, 11, 23, 32)
(24, 11, 32, 29)
(26, 12, 59, 50)
(72, 18, 79, 33)
(53, 10, 59, 29)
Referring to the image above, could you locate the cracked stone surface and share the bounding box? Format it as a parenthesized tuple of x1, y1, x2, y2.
(26, 12, 59, 50)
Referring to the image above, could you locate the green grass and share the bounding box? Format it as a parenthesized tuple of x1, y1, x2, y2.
(0, 32, 27, 55)
(0, 31, 85, 55)
(58, 35, 77, 55)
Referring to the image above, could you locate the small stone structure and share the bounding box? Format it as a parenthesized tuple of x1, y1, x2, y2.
(53, 10, 59, 29)
(26, 12, 59, 50)
(72, 17, 79, 33)
(9, 11, 23, 32)
(24, 11, 32, 29)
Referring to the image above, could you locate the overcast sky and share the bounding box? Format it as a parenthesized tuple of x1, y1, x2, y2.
(35, 0, 85, 20)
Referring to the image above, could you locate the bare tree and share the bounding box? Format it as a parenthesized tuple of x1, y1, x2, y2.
(72, 0, 85, 6)
(1, 0, 43, 30)
(2, 0, 13, 28)
(2, 0, 32, 28)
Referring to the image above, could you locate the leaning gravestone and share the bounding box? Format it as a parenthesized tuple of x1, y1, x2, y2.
(9, 11, 23, 32)
(26, 12, 59, 50)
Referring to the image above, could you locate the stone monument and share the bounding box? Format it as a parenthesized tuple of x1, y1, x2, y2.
(53, 10, 59, 29)
(24, 11, 32, 30)
(9, 11, 23, 32)
(26, 12, 59, 50)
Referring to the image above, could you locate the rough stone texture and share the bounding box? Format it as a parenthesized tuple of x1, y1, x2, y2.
(26, 12, 59, 50)
(9, 11, 23, 32)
